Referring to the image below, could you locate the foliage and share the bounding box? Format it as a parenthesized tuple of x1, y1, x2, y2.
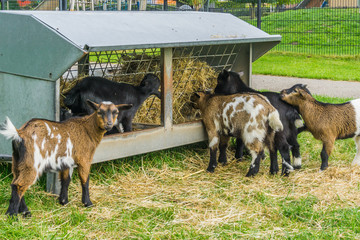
(215, 1, 245, 8)
(230, 0, 302, 5)
(179, 0, 216, 10)
(253, 52, 360, 81)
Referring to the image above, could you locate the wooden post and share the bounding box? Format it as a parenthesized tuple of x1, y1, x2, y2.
(160, 48, 173, 130)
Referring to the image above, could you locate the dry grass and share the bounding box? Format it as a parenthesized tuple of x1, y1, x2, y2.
(1, 132, 360, 238)
(64, 134, 360, 237)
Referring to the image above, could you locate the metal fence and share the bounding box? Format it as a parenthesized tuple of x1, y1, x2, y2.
(0, 0, 177, 10)
(215, 1, 360, 56)
(1, 0, 359, 56)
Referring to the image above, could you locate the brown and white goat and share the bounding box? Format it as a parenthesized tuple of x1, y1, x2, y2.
(280, 84, 360, 170)
(191, 92, 290, 177)
(0, 100, 132, 217)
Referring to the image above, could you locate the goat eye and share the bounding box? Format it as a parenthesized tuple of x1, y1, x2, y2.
(112, 110, 118, 115)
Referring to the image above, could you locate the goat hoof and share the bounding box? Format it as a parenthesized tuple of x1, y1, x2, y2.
(245, 170, 257, 177)
(320, 166, 328, 171)
(236, 158, 243, 162)
(22, 211, 32, 218)
(245, 172, 255, 177)
(59, 198, 69, 206)
(206, 167, 215, 173)
(219, 161, 227, 166)
(270, 170, 278, 175)
(84, 201, 93, 208)
(293, 165, 301, 170)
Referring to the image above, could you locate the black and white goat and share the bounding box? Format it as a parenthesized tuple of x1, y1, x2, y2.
(63, 74, 161, 133)
(0, 101, 132, 217)
(191, 91, 293, 176)
(280, 84, 360, 170)
(214, 70, 304, 172)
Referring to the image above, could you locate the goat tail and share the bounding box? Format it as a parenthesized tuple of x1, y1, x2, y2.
(286, 109, 304, 128)
(268, 110, 283, 132)
(0, 117, 22, 143)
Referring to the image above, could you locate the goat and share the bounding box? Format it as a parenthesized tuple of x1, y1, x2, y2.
(280, 84, 360, 170)
(191, 91, 293, 177)
(214, 70, 304, 173)
(0, 101, 132, 217)
(63, 73, 161, 133)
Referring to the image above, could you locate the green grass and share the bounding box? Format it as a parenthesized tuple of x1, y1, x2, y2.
(1, 95, 360, 239)
(253, 51, 360, 81)
(249, 8, 360, 55)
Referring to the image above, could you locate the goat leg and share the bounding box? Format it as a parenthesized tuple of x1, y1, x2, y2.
(19, 197, 31, 218)
(269, 149, 279, 175)
(218, 136, 230, 165)
(78, 165, 93, 207)
(320, 139, 335, 171)
(288, 135, 302, 169)
(207, 148, 218, 173)
(59, 168, 72, 205)
(246, 151, 263, 177)
(235, 138, 246, 161)
(6, 184, 22, 217)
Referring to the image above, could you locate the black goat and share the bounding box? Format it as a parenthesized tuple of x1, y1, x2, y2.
(214, 70, 305, 173)
(63, 74, 161, 133)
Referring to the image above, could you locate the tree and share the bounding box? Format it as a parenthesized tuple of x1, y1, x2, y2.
(179, 0, 215, 11)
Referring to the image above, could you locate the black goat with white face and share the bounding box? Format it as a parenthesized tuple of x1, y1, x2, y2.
(214, 70, 305, 173)
(63, 74, 161, 133)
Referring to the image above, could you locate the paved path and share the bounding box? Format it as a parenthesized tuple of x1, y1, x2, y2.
(252, 75, 360, 99)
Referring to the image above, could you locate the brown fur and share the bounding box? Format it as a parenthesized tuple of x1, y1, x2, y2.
(280, 84, 358, 170)
(191, 92, 283, 176)
(2, 101, 132, 216)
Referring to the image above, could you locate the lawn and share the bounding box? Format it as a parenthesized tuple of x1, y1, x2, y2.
(258, 8, 360, 55)
(247, 7, 360, 81)
(253, 51, 360, 81)
(1, 96, 360, 239)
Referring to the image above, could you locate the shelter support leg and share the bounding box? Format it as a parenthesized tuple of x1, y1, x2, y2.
(161, 48, 173, 130)
(231, 43, 252, 87)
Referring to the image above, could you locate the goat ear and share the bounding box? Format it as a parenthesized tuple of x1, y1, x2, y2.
(296, 88, 307, 98)
(86, 100, 99, 111)
(221, 69, 229, 78)
(116, 104, 133, 111)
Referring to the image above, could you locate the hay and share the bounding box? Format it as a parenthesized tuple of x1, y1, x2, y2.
(60, 55, 218, 125)
(68, 146, 360, 236)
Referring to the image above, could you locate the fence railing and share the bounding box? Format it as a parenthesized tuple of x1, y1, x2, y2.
(1, 0, 359, 56)
(216, 4, 360, 56)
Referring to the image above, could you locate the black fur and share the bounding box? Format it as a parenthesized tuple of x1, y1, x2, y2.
(214, 70, 304, 173)
(81, 177, 92, 207)
(63, 74, 161, 133)
(6, 184, 24, 217)
(59, 172, 71, 206)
